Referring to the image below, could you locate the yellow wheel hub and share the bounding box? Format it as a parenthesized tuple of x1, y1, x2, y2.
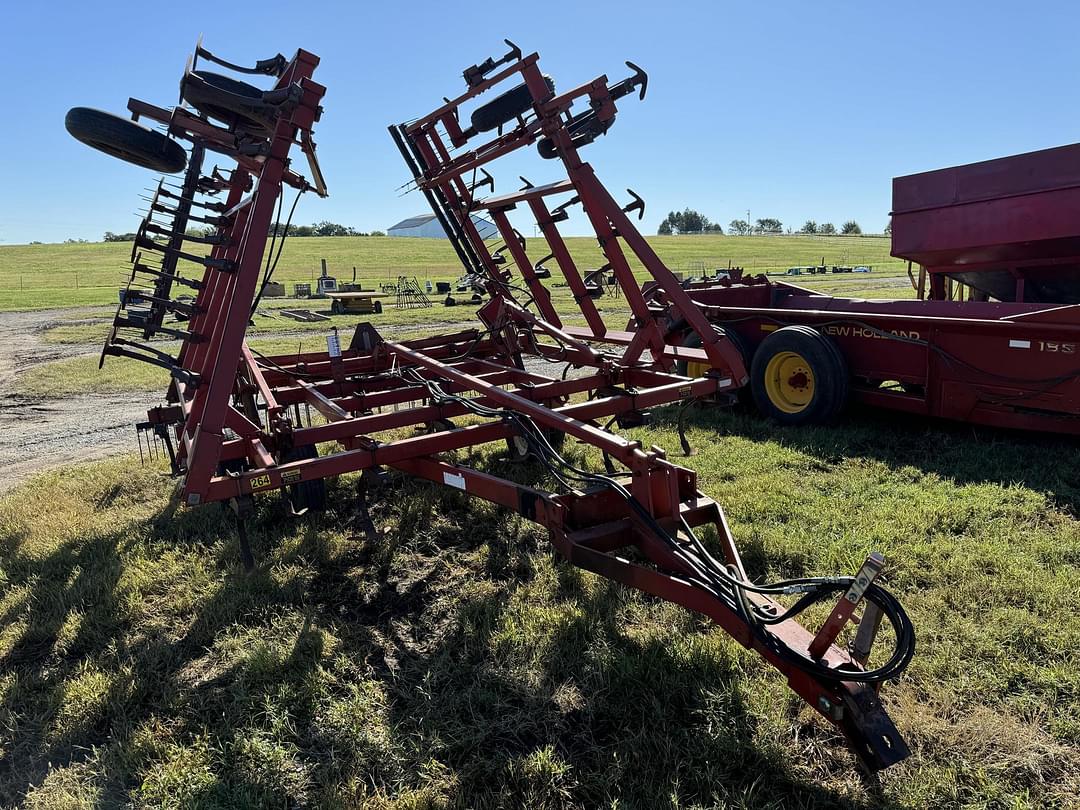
(763, 351, 815, 413)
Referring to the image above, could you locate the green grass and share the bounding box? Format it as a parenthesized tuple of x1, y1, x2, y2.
(1, 407, 1078, 808)
(8, 234, 912, 398)
(0, 234, 910, 312)
(20, 288, 636, 397)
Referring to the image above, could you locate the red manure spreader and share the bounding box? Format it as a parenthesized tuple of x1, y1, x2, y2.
(641, 144, 1080, 433)
(66, 39, 915, 772)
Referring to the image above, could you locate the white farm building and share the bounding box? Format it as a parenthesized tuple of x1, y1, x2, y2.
(387, 213, 498, 239)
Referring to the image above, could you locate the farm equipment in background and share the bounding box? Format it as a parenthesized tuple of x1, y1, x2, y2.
(314, 259, 337, 297)
(66, 39, 915, 774)
(640, 144, 1080, 435)
(392, 276, 432, 309)
(892, 142, 1080, 304)
(326, 290, 385, 314)
(648, 274, 1080, 432)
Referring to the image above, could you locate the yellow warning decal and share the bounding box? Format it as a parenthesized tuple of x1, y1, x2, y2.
(249, 473, 273, 491)
(760, 324, 779, 332)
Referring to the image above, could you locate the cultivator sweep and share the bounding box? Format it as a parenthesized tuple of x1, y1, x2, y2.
(67, 39, 914, 772)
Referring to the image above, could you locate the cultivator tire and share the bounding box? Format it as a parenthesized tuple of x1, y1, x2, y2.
(506, 426, 566, 462)
(181, 70, 269, 134)
(471, 76, 554, 133)
(65, 108, 187, 173)
(750, 326, 847, 425)
(283, 444, 327, 514)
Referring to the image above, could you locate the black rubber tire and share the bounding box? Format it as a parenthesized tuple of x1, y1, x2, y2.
(331, 299, 343, 315)
(282, 444, 327, 513)
(373, 300, 383, 314)
(65, 107, 187, 173)
(471, 76, 554, 133)
(750, 326, 846, 425)
(537, 113, 612, 160)
(506, 426, 565, 462)
(181, 70, 267, 132)
(426, 418, 456, 434)
(676, 327, 749, 379)
(819, 333, 849, 416)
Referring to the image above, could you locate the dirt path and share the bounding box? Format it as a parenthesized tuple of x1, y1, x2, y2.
(0, 309, 146, 493)
(0, 312, 487, 493)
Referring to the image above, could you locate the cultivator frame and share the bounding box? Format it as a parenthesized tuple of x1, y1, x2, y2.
(71, 40, 914, 773)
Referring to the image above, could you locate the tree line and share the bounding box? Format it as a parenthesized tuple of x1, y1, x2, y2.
(102, 221, 385, 242)
(658, 209, 874, 236)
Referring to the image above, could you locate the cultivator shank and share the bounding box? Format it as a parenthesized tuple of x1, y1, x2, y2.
(68, 40, 914, 773)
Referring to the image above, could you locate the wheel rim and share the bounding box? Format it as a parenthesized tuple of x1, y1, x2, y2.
(764, 351, 815, 413)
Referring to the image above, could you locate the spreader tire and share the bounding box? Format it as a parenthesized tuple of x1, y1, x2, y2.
(373, 300, 383, 314)
(65, 107, 187, 173)
(750, 326, 846, 425)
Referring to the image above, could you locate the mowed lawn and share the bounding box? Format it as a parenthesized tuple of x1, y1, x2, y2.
(0, 234, 909, 312)
(0, 407, 1077, 808)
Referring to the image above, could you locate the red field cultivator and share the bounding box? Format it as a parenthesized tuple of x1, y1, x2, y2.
(66, 40, 915, 772)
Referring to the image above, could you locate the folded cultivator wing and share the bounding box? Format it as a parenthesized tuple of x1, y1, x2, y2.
(67, 39, 915, 773)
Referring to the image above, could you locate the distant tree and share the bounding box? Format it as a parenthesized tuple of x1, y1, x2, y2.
(884, 220, 892, 235)
(29, 241, 43, 245)
(704, 222, 723, 233)
(841, 220, 862, 235)
(313, 220, 352, 237)
(658, 208, 714, 235)
(819, 222, 836, 235)
(270, 221, 367, 237)
(728, 219, 750, 236)
(754, 217, 782, 234)
(801, 220, 818, 234)
(369, 230, 386, 237)
(64, 238, 88, 244)
(657, 220, 673, 235)
(103, 231, 136, 242)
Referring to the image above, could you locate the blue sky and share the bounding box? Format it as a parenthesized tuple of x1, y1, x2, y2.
(2, 0, 1078, 244)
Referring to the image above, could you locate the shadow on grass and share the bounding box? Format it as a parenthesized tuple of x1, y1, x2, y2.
(655, 400, 1080, 514)
(0, 462, 899, 809)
